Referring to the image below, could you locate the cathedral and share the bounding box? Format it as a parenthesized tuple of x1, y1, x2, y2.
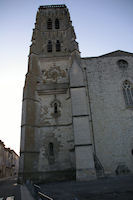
(19, 5, 133, 183)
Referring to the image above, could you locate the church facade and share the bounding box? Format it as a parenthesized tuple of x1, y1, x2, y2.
(19, 5, 133, 183)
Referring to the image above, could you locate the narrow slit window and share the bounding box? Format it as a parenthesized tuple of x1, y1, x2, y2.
(55, 18, 60, 29)
(47, 40, 52, 52)
(56, 40, 61, 52)
(54, 103, 58, 113)
(49, 143, 54, 156)
(47, 18, 52, 29)
(123, 80, 133, 107)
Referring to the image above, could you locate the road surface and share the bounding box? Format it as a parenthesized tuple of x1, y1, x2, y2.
(0, 177, 21, 200)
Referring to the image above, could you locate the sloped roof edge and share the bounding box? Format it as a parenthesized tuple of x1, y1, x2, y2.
(82, 50, 133, 59)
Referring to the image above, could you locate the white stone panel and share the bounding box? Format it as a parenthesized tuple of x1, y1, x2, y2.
(70, 60, 84, 87)
(75, 145, 96, 180)
(75, 146, 95, 169)
(71, 88, 88, 116)
(73, 116, 91, 145)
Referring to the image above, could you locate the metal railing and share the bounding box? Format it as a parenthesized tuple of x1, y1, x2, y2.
(38, 192, 53, 200)
(26, 181, 79, 200)
(26, 181, 54, 200)
(34, 184, 54, 200)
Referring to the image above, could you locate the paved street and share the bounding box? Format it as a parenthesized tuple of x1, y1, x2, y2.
(39, 175, 133, 200)
(0, 175, 133, 200)
(0, 177, 21, 200)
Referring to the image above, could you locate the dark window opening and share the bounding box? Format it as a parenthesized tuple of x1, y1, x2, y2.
(54, 103, 58, 113)
(117, 59, 128, 69)
(47, 18, 52, 29)
(123, 80, 133, 107)
(49, 142, 54, 156)
(47, 40, 52, 52)
(56, 40, 61, 52)
(55, 18, 60, 29)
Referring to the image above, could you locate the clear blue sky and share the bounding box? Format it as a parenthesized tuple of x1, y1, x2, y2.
(0, 0, 133, 154)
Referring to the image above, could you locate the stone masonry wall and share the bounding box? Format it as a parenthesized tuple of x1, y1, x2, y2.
(82, 55, 133, 175)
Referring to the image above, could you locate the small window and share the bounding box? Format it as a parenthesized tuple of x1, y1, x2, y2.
(54, 103, 58, 113)
(47, 40, 52, 52)
(123, 80, 133, 107)
(49, 143, 54, 156)
(56, 40, 61, 52)
(117, 60, 128, 69)
(47, 18, 52, 29)
(55, 18, 60, 29)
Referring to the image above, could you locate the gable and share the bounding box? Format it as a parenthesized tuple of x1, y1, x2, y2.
(99, 50, 133, 58)
(82, 50, 133, 60)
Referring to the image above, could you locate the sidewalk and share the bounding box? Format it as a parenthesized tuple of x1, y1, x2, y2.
(0, 176, 13, 182)
(21, 185, 34, 200)
(0, 176, 35, 200)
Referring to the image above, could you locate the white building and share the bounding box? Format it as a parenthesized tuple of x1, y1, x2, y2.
(0, 140, 19, 178)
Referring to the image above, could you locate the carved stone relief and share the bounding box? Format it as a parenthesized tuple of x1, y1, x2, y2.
(42, 64, 67, 83)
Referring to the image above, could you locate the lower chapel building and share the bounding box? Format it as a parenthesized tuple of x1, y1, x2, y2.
(19, 5, 133, 182)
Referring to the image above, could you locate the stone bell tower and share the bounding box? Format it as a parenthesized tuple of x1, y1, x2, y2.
(19, 4, 96, 182)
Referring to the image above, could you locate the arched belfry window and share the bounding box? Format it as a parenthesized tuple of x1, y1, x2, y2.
(55, 18, 60, 29)
(49, 142, 54, 156)
(47, 18, 52, 29)
(123, 80, 133, 107)
(47, 40, 52, 52)
(56, 40, 61, 52)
